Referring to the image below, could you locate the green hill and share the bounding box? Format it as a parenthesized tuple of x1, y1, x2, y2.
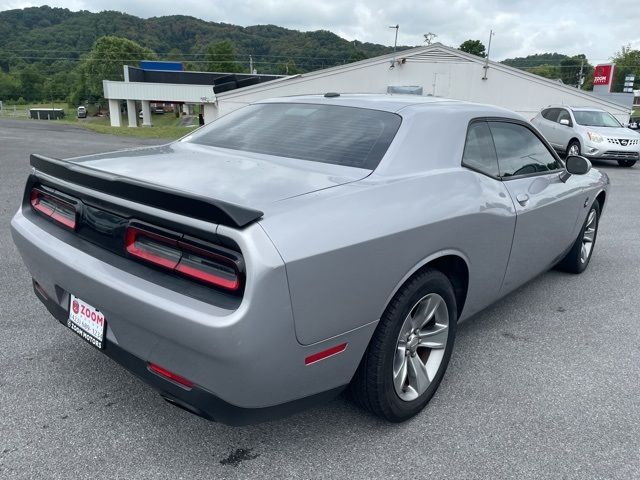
(501, 52, 569, 68)
(0, 6, 397, 77)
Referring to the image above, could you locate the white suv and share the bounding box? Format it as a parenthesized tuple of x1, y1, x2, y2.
(531, 106, 640, 167)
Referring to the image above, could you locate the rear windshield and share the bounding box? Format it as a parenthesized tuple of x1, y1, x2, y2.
(185, 103, 402, 170)
(573, 110, 621, 127)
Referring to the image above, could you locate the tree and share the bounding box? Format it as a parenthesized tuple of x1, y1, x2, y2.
(165, 48, 183, 62)
(276, 60, 302, 75)
(19, 65, 44, 101)
(71, 36, 156, 104)
(559, 54, 592, 88)
(0, 70, 20, 100)
(459, 40, 486, 58)
(527, 64, 560, 80)
(350, 50, 368, 62)
(611, 45, 640, 92)
(205, 41, 247, 73)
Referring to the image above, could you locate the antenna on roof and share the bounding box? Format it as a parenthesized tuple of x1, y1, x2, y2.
(423, 32, 437, 45)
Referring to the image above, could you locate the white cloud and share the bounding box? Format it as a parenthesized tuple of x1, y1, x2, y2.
(1, 0, 638, 63)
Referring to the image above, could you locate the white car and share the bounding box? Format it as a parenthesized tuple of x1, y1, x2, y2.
(531, 106, 639, 167)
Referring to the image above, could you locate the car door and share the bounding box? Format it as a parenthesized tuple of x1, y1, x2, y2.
(555, 108, 574, 151)
(541, 108, 564, 148)
(488, 120, 585, 294)
(460, 120, 518, 309)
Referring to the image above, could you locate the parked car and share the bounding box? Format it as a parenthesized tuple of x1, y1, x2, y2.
(11, 95, 609, 425)
(531, 106, 640, 167)
(628, 116, 639, 130)
(76, 106, 87, 119)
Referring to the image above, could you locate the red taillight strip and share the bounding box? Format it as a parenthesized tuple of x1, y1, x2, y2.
(125, 226, 180, 270)
(305, 343, 348, 365)
(148, 362, 193, 389)
(125, 225, 242, 292)
(30, 188, 77, 230)
(175, 262, 240, 291)
(51, 210, 76, 230)
(30, 189, 55, 216)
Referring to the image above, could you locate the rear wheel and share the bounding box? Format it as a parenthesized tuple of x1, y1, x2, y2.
(617, 159, 636, 167)
(567, 140, 581, 157)
(349, 268, 457, 422)
(556, 200, 600, 274)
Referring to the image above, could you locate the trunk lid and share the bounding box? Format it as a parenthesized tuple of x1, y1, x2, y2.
(68, 142, 370, 210)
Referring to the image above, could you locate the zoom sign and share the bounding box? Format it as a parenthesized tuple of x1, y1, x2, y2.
(593, 64, 614, 87)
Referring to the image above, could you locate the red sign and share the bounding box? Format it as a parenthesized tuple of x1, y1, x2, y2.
(593, 64, 614, 86)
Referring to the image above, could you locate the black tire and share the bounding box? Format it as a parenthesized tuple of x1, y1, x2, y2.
(556, 200, 600, 274)
(566, 140, 581, 157)
(349, 268, 457, 422)
(617, 159, 636, 167)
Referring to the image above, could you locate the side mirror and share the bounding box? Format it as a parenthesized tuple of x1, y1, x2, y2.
(560, 155, 591, 182)
(559, 118, 570, 126)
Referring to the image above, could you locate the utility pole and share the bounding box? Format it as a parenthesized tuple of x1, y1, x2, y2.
(249, 55, 255, 74)
(578, 59, 584, 88)
(388, 24, 400, 69)
(482, 29, 495, 80)
(389, 24, 399, 53)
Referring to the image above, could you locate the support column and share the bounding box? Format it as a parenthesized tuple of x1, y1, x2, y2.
(126, 100, 137, 128)
(203, 103, 218, 124)
(108, 99, 121, 127)
(141, 100, 152, 127)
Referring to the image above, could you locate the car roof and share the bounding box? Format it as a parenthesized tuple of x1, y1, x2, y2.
(256, 94, 522, 118)
(545, 105, 607, 112)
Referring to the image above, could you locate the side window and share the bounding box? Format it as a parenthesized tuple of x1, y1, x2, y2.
(462, 122, 499, 177)
(557, 109, 572, 126)
(488, 122, 562, 177)
(541, 108, 560, 122)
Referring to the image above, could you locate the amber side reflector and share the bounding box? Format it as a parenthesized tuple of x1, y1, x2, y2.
(305, 343, 348, 365)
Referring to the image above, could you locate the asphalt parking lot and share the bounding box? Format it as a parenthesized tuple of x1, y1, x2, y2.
(1, 118, 639, 479)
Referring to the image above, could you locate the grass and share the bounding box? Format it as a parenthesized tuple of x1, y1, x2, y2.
(78, 122, 195, 140)
(0, 101, 74, 117)
(0, 101, 198, 140)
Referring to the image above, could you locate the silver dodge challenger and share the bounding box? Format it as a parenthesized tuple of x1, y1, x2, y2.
(11, 94, 609, 425)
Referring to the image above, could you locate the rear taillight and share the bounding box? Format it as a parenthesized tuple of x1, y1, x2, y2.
(125, 225, 242, 292)
(30, 187, 78, 230)
(125, 226, 181, 269)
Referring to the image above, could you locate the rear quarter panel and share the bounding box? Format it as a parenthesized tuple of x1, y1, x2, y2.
(260, 169, 517, 345)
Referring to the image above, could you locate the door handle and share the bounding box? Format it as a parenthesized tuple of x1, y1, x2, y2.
(516, 193, 529, 206)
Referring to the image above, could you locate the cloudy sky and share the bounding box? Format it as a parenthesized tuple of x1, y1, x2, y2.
(1, 0, 639, 62)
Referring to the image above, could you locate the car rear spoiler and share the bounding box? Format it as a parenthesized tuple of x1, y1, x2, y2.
(29, 154, 264, 229)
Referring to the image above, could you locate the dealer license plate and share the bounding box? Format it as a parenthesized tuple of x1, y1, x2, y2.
(67, 295, 106, 349)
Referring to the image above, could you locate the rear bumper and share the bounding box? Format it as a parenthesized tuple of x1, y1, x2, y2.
(11, 208, 376, 423)
(36, 284, 345, 425)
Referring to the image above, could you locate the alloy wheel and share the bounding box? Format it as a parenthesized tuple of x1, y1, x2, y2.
(393, 293, 449, 401)
(568, 144, 580, 156)
(580, 208, 597, 263)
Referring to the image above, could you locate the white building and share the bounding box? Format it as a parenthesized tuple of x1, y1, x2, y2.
(102, 65, 282, 127)
(103, 43, 632, 127)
